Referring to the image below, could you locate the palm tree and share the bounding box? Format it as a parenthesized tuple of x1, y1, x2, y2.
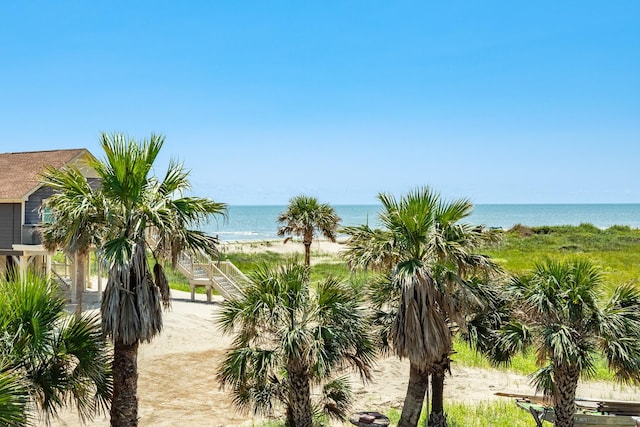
(277, 195, 341, 266)
(342, 187, 501, 427)
(0, 272, 112, 426)
(495, 258, 640, 427)
(216, 262, 376, 427)
(92, 132, 227, 426)
(40, 164, 104, 315)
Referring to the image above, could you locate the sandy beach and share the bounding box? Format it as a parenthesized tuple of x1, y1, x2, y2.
(48, 240, 640, 427)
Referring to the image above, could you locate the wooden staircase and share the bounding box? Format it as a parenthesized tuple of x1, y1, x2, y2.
(175, 251, 249, 303)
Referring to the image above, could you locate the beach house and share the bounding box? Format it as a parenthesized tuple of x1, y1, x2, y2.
(0, 148, 99, 283)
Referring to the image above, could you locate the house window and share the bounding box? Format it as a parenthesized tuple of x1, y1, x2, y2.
(42, 207, 54, 224)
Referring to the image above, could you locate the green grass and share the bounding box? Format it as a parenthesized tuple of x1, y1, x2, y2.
(452, 337, 541, 375)
(251, 421, 285, 427)
(220, 250, 289, 272)
(309, 261, 351, 282)
(383, 400, 533, 427)
(452, 339, 615, 382)
(483, 224, 640, 294)
(441, 400, 533, 427)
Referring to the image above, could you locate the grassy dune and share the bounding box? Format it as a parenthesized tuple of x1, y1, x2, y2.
(483, 224, 640, 294)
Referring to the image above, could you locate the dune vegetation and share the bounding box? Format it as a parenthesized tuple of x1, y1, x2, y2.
(217, 223, 640, 289)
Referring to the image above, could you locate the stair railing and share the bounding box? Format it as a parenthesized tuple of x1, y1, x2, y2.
(208, 262, 245, 298)
(175, 249, 247, 298)
(216, 261, 252, 288)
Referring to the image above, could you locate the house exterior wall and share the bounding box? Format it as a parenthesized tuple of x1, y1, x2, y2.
(24, 178, 100, 226)
(87, 177, 101, 190)
(0, 203, 21, 249)
(25, 186, 55, 225)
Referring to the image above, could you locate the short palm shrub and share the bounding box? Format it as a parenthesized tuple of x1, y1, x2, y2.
(216, 262, 376, 427)
(0, 273, 112, 425)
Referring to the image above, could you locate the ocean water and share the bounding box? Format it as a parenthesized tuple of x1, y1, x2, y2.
(203, 204, 640, 242)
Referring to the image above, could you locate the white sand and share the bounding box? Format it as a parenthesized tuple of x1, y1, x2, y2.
(47, 241, 640, 426)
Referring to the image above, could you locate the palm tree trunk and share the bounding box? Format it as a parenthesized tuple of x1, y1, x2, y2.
(287, 364, 312, 427)
(303, 229, 313, 267)
(428, 356, 449, 427)
(75, 251, 86, 315)
(553, 366, 580, 427)
(303, 241, 311, 266)
(111, 340, 139, 427)
(398, 362, 429, 427)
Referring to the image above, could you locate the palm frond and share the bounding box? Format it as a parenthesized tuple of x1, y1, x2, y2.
(153, 262, 171, 309)
(392, 267, 451, 370)
(529, 365, 555, 397)
(39, 164, 105, 253)
(599, 284, 640, 385)
(340, 224, 396, 272)
(494, 321, 533, 365)
(101, 242, 163, 345)
(0, 363, 28, 426)
(318, 376, 353, 421)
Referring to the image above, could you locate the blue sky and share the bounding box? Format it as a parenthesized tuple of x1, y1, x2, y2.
(1, 1, 638, 205)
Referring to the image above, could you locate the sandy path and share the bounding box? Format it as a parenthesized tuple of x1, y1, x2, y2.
(50, 293, 249, 427)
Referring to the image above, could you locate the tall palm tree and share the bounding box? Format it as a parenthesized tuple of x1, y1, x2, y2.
(342, 186, 501, 427)
(92, 132, 227, 426)
(216, 262, 376, 427)
(0, 272, 112, 426)
(277, 195, 341, 266)
(495, 258, 640, 427)
(40, 164, 104, 315)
